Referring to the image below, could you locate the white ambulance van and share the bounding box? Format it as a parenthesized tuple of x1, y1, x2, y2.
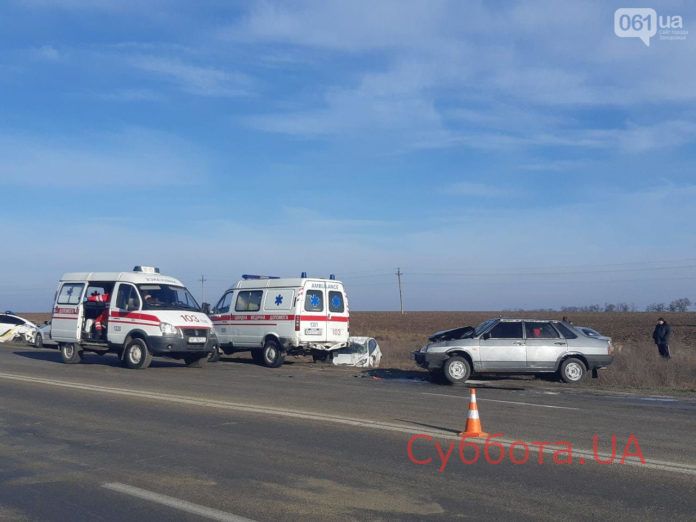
(51, 266, 217, 369)
(208, 274, 350, 367)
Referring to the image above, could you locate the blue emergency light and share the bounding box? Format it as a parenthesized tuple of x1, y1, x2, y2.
(242, 274, 280, 280)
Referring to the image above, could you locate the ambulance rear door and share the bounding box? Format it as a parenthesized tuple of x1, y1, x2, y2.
(52, 282, 85, 341)
(300, 281, 328, 343)
(326, 282, 349, 344)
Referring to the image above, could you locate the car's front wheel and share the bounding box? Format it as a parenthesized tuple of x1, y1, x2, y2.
(443, 355, 471, 384)
(34, 333, 43, 348)
(122, 338, 152, 370)
(559, 357, 586, 383)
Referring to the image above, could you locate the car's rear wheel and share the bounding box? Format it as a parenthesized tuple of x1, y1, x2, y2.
(443, 355, 471, 384)
(122, 338, 152, 370)
(261, 338, 285, 368)
(559, 357, 586, 383)
(60, 343, 82, 364)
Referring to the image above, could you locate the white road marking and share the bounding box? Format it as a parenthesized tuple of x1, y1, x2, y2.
(421, 392, 581, 410)
(102, 483, 254, 521)
(2, 372, 695, 477)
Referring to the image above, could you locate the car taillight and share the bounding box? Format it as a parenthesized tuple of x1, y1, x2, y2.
(608, 341, 614, 355)
(294, 315, 300, 332)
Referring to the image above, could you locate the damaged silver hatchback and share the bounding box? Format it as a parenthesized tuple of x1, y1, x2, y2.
(413, 318, 613, 384)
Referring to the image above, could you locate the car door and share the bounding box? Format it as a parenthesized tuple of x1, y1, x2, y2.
(524, 321, 567, 370)
(478, 320, 526, 370)
(0, 314, 13, 337)
(52, 282, 85, 341)
(210, 290, 234, 345)
(326, 283, 348, 345)
(301, 282, 328, 343)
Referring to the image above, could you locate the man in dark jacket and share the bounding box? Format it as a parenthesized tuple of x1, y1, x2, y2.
(652, 318, 672, 359)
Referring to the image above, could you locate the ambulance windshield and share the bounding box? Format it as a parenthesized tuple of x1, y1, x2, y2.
(138, 284, 201, 312)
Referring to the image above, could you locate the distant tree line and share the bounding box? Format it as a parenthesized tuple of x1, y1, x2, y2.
(558, 298, 692, 313)
(645, 298, 691, 313)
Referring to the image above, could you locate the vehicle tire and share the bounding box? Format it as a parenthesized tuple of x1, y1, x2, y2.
(251, 349, 264, 363)
(60, 343, 82, 364)
(559, 357, 586, 384)
(443, 355, 471, 384)
(208, 345, 220, 362)
(261, 338, 285, 368)
(34, 333, 43, 348)
(122, 338, 152, 370)
(185, 354, 208, 368)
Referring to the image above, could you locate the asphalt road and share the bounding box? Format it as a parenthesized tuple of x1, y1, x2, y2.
(1, 343, 696, 521)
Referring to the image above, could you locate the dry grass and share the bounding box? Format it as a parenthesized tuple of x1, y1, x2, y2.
(350, 312, 696, 393)
(21, 311, 696, 392)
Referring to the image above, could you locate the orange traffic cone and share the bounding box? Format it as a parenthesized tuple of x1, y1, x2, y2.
(460, 388, 488, 437)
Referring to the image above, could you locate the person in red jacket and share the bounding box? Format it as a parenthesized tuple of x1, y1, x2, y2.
(87, 291, 110, 339)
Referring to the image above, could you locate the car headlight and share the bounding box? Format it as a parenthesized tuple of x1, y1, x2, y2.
(160, 322, 178, 335)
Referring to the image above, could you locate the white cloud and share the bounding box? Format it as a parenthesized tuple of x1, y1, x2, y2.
(128, 55, 252, 97)
(0, 128, 209, 187)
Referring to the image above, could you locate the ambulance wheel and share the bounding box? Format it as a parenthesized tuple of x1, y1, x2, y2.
(443, 356, 471, 384)
(123, 338, 152, 370)
(208, 345, 220, 362)
(261, 339, 285, 368)
(251, 349, 264, 363)
(60, 343, 82, 364)
(185, 354, 208, 368)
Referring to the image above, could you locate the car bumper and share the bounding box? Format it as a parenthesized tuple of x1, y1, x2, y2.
(584, 354, 614, 369)
(412, 350, 449, 370)
(147, 334, 217, 357)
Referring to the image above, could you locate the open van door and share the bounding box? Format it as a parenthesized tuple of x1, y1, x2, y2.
(52, 282, 85, 341)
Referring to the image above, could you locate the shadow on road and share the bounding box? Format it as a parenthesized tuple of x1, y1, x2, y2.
(12, 350, 184, 368)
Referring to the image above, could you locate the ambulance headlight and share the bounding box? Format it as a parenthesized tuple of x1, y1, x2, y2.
(160, 322, 178, 336)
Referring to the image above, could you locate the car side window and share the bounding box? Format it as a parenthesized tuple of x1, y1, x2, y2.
(116, 284, 141, 311)
(555, 323, 578, 339)
(235, 291, 263, 312)
(58, 283, 84, 305)
(305, 290, 324, 312)
(2, 315, 22, 325)
(525, 322, 560, 339)
(488, 322, 523, 339)
(215, 291, 233, 314)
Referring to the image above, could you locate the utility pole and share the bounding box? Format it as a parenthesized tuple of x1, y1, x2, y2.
(198, 274, 207, 304)
(396, 267, 404, 315)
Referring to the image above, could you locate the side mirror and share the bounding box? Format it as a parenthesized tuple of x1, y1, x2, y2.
(201, 302, 211, 315)
(482, 332, 491, 340)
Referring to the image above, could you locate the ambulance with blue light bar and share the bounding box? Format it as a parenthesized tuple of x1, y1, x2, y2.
(51, 266, 217, 369)
(208, 273, 350, 367)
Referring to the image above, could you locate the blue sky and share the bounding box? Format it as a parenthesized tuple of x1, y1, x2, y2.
(1, 0, 695, 312)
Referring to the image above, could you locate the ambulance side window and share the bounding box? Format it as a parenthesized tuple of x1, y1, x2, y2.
(58, 283, 84, 305)
(215, 291, 233, 314)
(304, 290, 324, 312)
(116, 284, 141, 311)
(328, 291, 344, 313)
(235, 291, 263, 312)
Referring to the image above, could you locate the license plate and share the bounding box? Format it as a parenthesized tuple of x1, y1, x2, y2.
(188, 336, 206, 344)
(304, 328, 322, 335)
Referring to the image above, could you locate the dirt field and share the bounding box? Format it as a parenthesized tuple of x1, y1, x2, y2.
(350, 311, 696, 393)
(21, 311, 696, 392)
